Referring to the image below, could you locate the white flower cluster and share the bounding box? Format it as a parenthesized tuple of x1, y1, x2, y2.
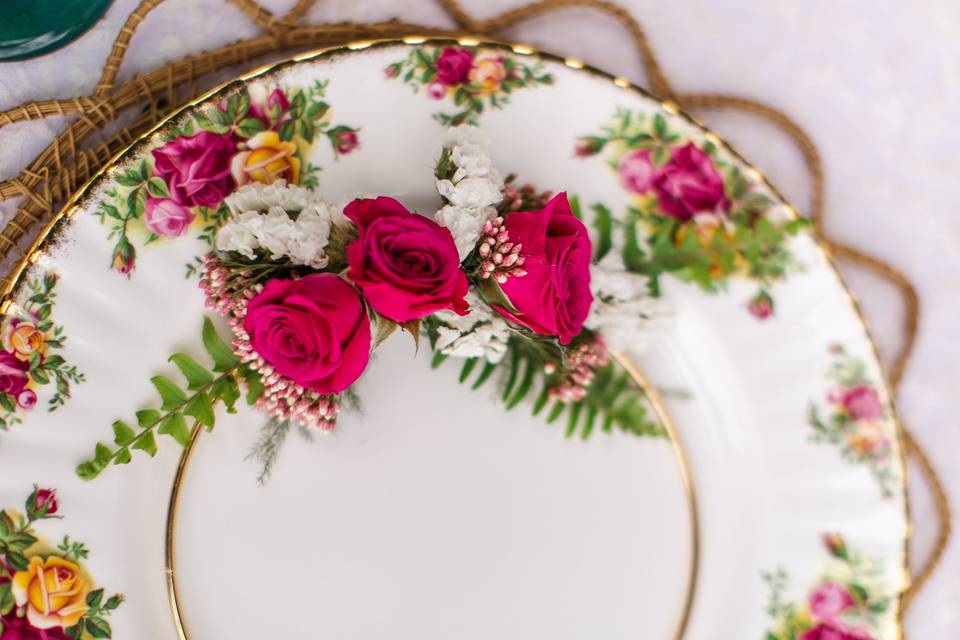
(435, 125, 505, 260)
(584, 254, 668, 352)
(433, 291, 511, 364)
(216, 180, 345, 269)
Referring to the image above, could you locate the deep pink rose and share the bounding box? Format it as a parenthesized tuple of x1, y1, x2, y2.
(801, 623, 872, 640)
(619, 149, 656, 194)
(345, 197, 469, 323)
(0, 612, 70, 640)
(244, 274, 371, 394)
(651, 142, 730, 221)
(841, 385, 883, 421)
(0, 351, 29, 397)
(435, 47, 474, 86)
(809, 581, 854, 624)
(495, 193, 593, 344)
(144, 197, 196, 238)
(152, 131, 236, 208)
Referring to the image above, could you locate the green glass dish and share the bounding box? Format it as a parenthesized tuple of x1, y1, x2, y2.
(0, 0, 113, 62)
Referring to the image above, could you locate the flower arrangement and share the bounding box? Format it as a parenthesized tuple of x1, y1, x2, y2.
(576, 108, 808, 317)
(76, 124, 666, 482)
(763, 533, 892, 640)
(0, 487, 124, 639)
(808, 344, 897, 498)
(94, 80, 359, 278)
(385, 46, 554, 125)
(0, 273, 84, 430)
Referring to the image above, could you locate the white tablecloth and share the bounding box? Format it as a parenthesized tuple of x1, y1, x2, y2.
(0, 0, 955, 635)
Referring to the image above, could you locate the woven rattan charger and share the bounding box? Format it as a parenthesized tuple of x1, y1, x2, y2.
(0, 0, 948, 625)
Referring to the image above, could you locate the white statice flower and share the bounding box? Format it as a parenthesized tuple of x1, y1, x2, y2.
(435, 124, 506, 260)
(215, 211, 263, 259)
(437, 177, 503, 210)
(433, 292, 511, 363)
(252, 207, 300, 260)
(436, 204, 498, 260)
(450, 144, 504, 185)
(224, 179, 317, 215)
(585, 253, 669, 352)
(216, 179, 349, 267)
(443, 124, 489, 149)
(286, 205, 332, 269)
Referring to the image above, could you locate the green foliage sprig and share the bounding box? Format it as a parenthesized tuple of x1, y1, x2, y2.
(425, 319, 664, 440)
(76, 318, 261, 480)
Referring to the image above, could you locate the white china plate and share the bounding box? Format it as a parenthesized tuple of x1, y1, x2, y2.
(0, 39, 907, 640)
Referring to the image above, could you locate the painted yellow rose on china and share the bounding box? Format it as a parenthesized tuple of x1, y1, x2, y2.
(231, 130, 300, 186)
(469, 53, 507, 95)
(11, 556, 92, 630)
(6, 322, 46, 358)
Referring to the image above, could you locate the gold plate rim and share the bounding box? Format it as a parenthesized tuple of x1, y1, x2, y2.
(0, 36, 908, 639)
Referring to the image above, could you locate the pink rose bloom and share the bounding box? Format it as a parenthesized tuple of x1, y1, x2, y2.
(495, 193, 593, 344)
(144, 197, 196, 238)
(809, 581, 854, 624)
(16, 389, 36, 410)
(841, 385, 883, 421)
(801, 622, 872, 640)
(152, 131, 236, 208)
(435, 47, 474, 86)
(244, 274, 371, 394)
(345, 197, 469, 323)
(651, 142, 730, 221)
(619, 149, 656, 194)
(0, 350, 29, 397)
(427, 82, 447, 100)
(0, 613, 70, 640)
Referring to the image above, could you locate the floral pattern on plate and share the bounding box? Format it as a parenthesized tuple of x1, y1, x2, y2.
(762, 533, 892, 640)
(0, 273, 83, 430)
(808, 344, 898, 498)
(385, 46, 554, 126)
(576, 108, 807, 314)
(0, 486, 124, 639)
(95, 80, 359, 278)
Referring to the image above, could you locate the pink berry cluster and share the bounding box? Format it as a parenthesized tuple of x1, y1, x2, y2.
(199, 255, 340, 431)
(546, 337, 609, 402)
(501, 181, 553, 213)
(478, 217, 528, 284)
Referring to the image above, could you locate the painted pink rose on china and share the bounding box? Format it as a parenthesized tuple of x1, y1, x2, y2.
(0, 350, 29, 397)
(800, 623, 872, 640)
(346, 197, 469, 323)
(435, 46, 474, 85)
(151, 131, 236, 208)
(243, 274, 371, 395)
(618, 149, 656, 194)
(840, 385, 883, 421)
(495, 193, 593, 344)
(144, 197, 196, 238)
(652, 142, 730, 221)
(808, 581, 854, 625)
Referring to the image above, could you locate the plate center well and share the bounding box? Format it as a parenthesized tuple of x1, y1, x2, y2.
(173, 336, 695, 639)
